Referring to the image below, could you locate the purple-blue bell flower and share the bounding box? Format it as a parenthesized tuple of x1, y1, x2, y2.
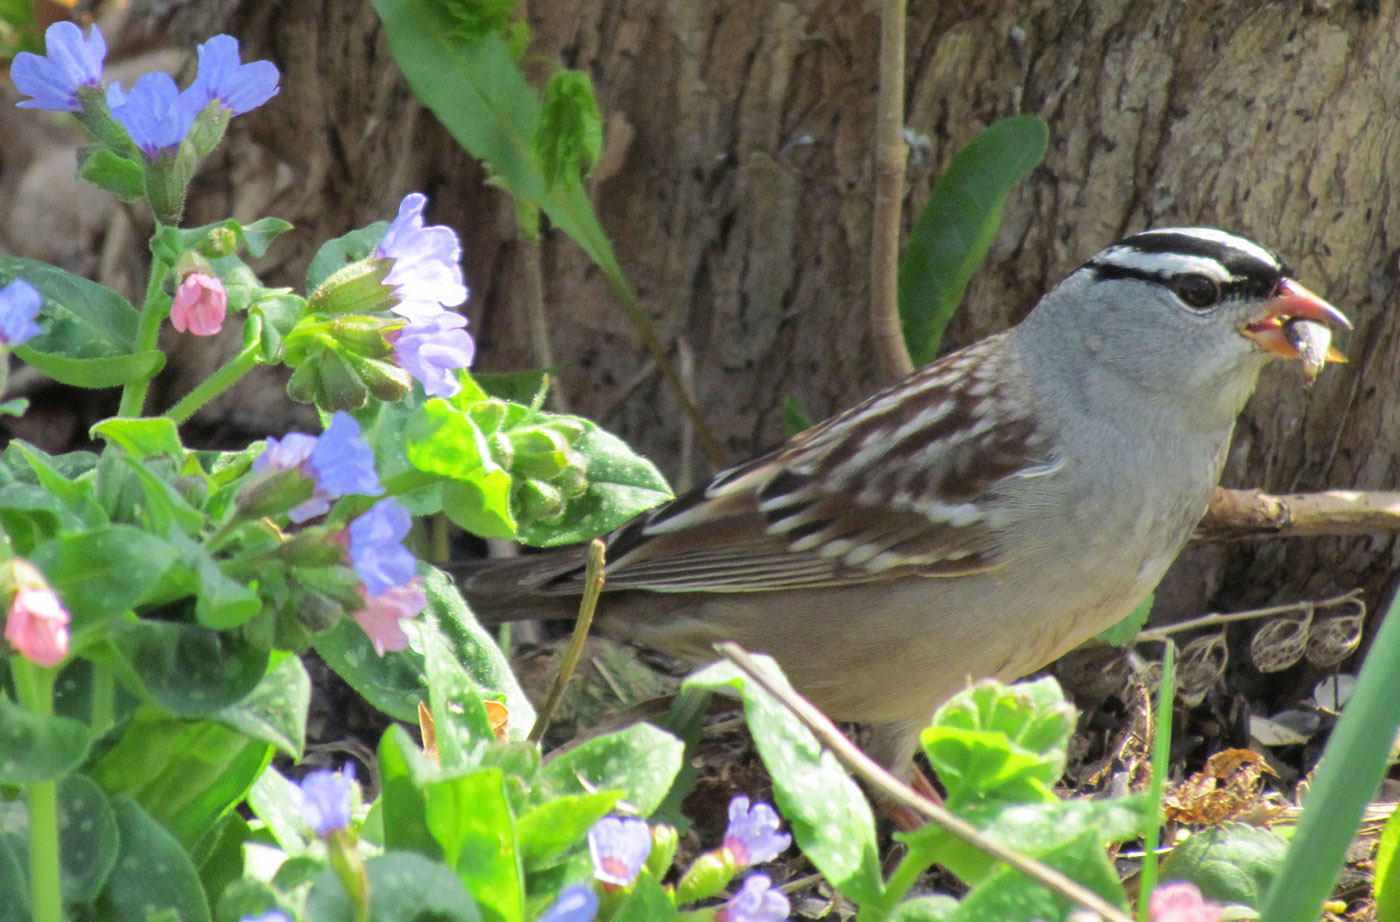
(375, 193, 468, 322)
(240, 911, 292, 922)
(538, 885, 599, 922)
(310, 411, 384, 499)
(252, 413, 381, 523)
(348, 498, 417, 596)
(11, 22, 106, 112)
(390, 311, 476, 398)
(720, 875, 789, 922)
(186, 34, 280, 115)
(588, 816, 651, 887)
(0, 279, 43, 346)
(298, 763, 355, 838)
(107, 72, 200, 159)
(722, 796, 791, 866)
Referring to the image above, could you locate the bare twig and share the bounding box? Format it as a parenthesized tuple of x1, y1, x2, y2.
(869, 0, 914, 381)
(1196, 486, 1400, 541)
(528, 539, 607, 744)
(1135, 589, 1364, 643)
(519, 235, 569, 413)
(716, 642, 1135, 922)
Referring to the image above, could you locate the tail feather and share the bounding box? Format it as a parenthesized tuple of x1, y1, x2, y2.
(445, 550, 589, 623)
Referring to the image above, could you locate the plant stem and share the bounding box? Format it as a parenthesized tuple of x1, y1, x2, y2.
(12, 658, 62, 922)
(869, 0, 913, 380)
(1258, 584, 1400, 922)
(164, 344, 259, 425)
(89, 663, 115, 739)
(527, 539, 605, 744)
(1138, 639, 1174, 916)
(117, 256, 173, 418)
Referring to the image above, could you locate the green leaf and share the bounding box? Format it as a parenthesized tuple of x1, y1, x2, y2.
(77, 147, 146, 200)
(28, 524, 179, 628)
(305, 851, 480, 922)
(946, 828, 1128, 922)
(13, 345, 166, 389)
(516, 419, 672, 546)
(106, 621, 271, 717)
(306, 221, 391, 291)
(901, 795, 1150, 886)
(217, 653, 311, 759)
(535, 69, 603, 185)
(1160, 823, 1288, 909)
(57, 774, 121, 902)
(0, 255, 168, 388)
(248, 764, 315, 856)
(920, 677, 1077, 811)
(685, 658, 884, 905)
(537, 721, 682, 817)
(378, 725, 444, 859)
(783, 395, 815, 434)
(424, 768, 523, 922)
(613, 870, 678, 922)
(1096, 592, 1154, 645)
(371, 0, 637, 300)
(91, 416, 186, 460)
(0, 836, 25, 922)
(7, 440, 104, 526)
(94, 796, 213, 922)
(91, 709, 273, 854)
(898, 115, 1048, 366)
(0, 695, 89, 783)
(515, 791, 621, 870)
(317, 567, 535, 735)
(891, 895, 959, 922)
(422, 613, 495, 769)
(1376, 800, 1400, 921)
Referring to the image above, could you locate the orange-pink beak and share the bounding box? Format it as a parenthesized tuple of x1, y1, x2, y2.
(1240, 279, 1350, 378)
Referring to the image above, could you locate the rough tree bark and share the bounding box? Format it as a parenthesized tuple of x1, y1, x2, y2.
(3, 0, 1398, 633)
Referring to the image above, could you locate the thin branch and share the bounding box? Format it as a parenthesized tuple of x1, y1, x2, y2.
(1135, 589, 1364, 644)
(1196, 486, 1400, 541)
(869, 0, 914, 381)
(716, 642, 1135, 922)
(528, 539, 606, 744)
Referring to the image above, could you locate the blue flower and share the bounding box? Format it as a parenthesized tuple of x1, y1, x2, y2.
(310, 412, 384, 499)
(588, 816, 651, 887)
(348, 498, 417, 596)
(538, 885, 599, 922)
(720, 875, 789, 922)
(722, 796, 791, 866)
(11, 22, 106, 112)
(107, 72, 200, 159)
(252, 413, 381, 523)
(0, 279, 43, 346)
(186, 34, 280, 115)
(375, 193, 468, 322)
(240, 911, 292, 922)
(391, 311, 476, 398)
(298, 763, 356, 838)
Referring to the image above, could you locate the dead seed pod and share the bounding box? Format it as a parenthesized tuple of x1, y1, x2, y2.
(1250, 612, 1312, 673)
(1176, 632, 1228, 706)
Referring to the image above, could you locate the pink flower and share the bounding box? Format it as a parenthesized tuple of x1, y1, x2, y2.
(1148, 883, 1222, 922)
(4, 562, 70, 667)
(171, 272, 227, 335)
(352, 579, 425, 655)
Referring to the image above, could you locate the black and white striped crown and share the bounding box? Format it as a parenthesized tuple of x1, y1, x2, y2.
(1086, 227, 1287, 301)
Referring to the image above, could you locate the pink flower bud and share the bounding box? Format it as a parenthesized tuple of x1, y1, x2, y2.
(171, 272, 227, 335)
(352, 579, 425, 656)
(4, 562, 70, 667)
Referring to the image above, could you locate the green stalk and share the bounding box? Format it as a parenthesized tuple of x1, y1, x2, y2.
(12, 658, 62, 922)
(1258, 589, 1400, 921)
(163, 344, 259, 425)
(117, 256, 173, 418)
(1137, 640, 1174, 915)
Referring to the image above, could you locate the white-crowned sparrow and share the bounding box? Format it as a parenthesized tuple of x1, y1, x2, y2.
(461, 227, 1349, 771)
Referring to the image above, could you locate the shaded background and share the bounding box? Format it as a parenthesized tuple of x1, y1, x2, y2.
(3, 0, 1397, 683)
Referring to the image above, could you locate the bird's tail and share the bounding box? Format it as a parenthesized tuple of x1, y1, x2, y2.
(443, 550, 590, 623)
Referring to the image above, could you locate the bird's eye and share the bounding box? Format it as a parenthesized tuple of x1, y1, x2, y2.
(1172, 273, 1220, 310)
